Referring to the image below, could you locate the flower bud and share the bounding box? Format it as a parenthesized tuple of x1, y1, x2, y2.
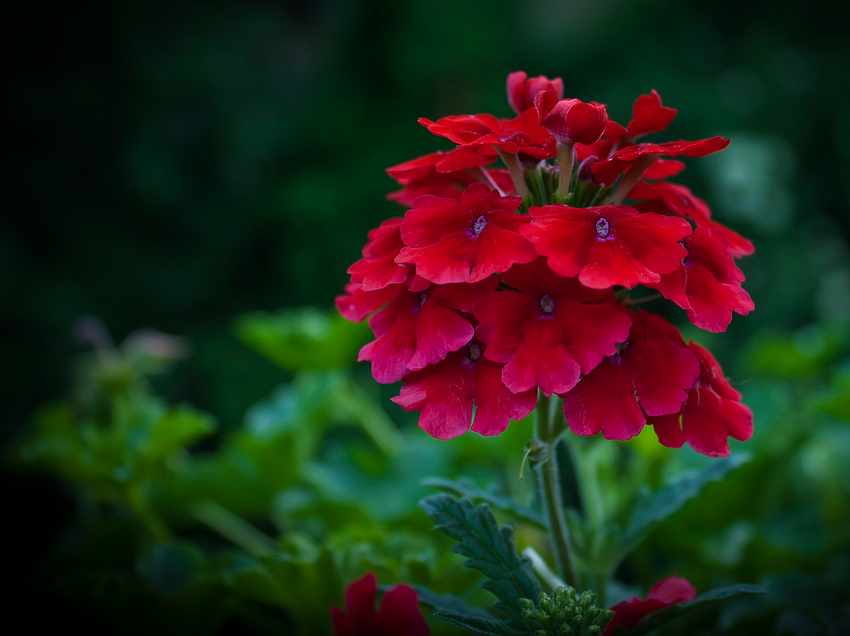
(507, 71, 564, 115)
(536, 93, 609, 146)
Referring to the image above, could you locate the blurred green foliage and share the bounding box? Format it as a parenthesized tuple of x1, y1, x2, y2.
(4, 0, 850, 633)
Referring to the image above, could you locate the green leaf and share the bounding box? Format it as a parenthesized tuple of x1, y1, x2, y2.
(626, 584, 765, 635)
(618, 454, 750, 557)
(135, 542, 206, 598)
(147, 404, 217, 462)
(422, 477, 546, 529)
(420, 494, 542, 630)
(433, 611, 526, 636)
(235, 307, 370, 372)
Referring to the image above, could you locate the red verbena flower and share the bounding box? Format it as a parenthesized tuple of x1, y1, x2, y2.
(649, 340, 754, 457)
(522, 204, 691, 289)
(473, 259, 632, 396)
(602, 576, 697, 636)
(332, 573, 430, 636)
(647, 227, 754, 333)
(630, 179, 755, 258)
(604, 89, 678, 141)
(392, 340, 537, 439)
(507, 71, 564, 115)
(418, 109, 555, 159)
(347, 218, 410, 291)
(396, 183, 537, 285)
(535, 92, 609, 146)
(592, 136, 730, 186)
(359, 276, 497, 384)
(563, 310, 699, 441)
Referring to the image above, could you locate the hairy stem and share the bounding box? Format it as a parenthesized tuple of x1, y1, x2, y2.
(557, 141, 575, 198)
(496, 148, 530, 198)
(533, 392, 579, 589)
(609, 154, 657, 205)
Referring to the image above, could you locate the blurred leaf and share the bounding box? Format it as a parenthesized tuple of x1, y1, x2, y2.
(433, 612, 526, 636)
(420, 493, 542, 630)
(807, 367, 850, 421)
(146, 405, 217, 463)
(423, 476, 545, 529)
(618, 454, 750, 559)
(136, 542, 206, 598)
(236, 307, 371, 372)
(743, 326, 846, 378)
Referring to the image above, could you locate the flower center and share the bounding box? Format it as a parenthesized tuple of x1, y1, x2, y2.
(595, 218, 610, 238)
(615, 340, 629, 355)
(539, 294, 556, 314)
(468, 343, 481, 361)
(419, 292, 428, 308)
(471, 215, 488, 236)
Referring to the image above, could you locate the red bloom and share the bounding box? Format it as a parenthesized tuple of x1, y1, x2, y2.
(392, 340, 537, 439)
(385, 148, 512, 208)
(332, 573, 430, 636)
(473, 259, 631, 396)
(563, 311, 699, 441)
(648, 227, 754, 333)
(507, 71, 564, 115)
(602, 576, 696, 636)
(347, 218, 410, 291)
(522, 204, 691, 289)
(592, 137, 730, 186)
(396, 183, 537, 285)
(649, 341, 754, 457)
(359, 276, 498, 384)
(418, 109, 555, 159)
(630, 180, 755, 258)
(336, 281, 408, 323)
(535, 92, 609, 146)
(604, 89, 678, 140)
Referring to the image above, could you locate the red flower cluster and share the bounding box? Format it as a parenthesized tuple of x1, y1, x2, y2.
(338, 71, 754, 457)
(602, 576, 697, 635)
(331, 573, 430, 636)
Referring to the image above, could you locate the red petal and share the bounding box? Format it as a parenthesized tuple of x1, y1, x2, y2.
(373, 584, 431, 636)
(344, 573, 377, 631)
(472, 358, 537, 435)
(524, 205, 690, 289)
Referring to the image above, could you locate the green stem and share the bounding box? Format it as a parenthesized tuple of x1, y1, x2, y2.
(557, 141, 575, 198)
(496, 148, 530, 198)
(609, 154, 657, 205)
(125, 484, 172, 543)
(533, 393, 579, 589)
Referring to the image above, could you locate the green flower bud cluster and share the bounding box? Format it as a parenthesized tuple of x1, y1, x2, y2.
(519, 586, 615, 636)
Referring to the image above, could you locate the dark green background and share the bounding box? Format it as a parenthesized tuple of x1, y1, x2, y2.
(4, 0, 850, 629)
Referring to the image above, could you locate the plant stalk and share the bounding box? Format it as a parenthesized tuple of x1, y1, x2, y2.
(496, 148, 530, 198)
(533, 392, 579, 589)
(557, 141, 575, 198)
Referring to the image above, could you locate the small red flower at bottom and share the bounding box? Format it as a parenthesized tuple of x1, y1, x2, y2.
(332, 573, 430, 636)
(602, 576, 696, 636)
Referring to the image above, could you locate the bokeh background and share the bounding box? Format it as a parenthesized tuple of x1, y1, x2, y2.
(4, 0, 850, 634)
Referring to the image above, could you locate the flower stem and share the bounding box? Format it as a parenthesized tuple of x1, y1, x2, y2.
(496, 149, 530, 198)
(533, 392, 579, 589)
(609, 154, 657, 205)
(557, 141, 575, 198)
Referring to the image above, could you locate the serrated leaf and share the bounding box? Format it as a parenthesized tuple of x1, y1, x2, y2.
(434, 611, 527, 636)
(422, 477, 545, 529)
(420, 494, 541, 630)
(618, 454, 750, 557)
(626, 584, 765, 635)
